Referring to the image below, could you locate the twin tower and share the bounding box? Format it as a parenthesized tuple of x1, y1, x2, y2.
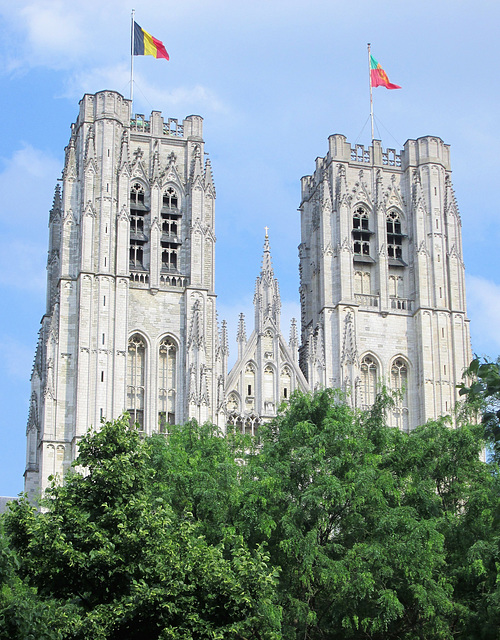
(25, 90, 471, 497)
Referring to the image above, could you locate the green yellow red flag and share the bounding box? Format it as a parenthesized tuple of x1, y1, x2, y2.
(370, 55, 400, 90)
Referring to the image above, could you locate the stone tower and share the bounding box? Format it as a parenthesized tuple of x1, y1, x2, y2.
(25, 91, 225, 498)
(299, 135, 471, 429)
(224, 233, 308, 433)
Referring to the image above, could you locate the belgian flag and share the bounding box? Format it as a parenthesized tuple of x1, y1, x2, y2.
(133, 22, 169, 60)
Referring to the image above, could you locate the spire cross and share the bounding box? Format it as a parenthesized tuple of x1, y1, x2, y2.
(264, 226, 269, 238)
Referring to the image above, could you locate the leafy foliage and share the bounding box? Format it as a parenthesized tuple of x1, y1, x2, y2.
(459, 356, 500, 462)
(1, 390, 500, 639)
(2, 416, 280, 640)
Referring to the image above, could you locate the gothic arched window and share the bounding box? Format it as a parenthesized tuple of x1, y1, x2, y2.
(263, 329, 274, 358)
(162, 186, 178, 209)
(391, 357, 409, 431)
(227, 393, 239, 413)
(280, 366, 291, 400)
(161, 186, 181, 273)
(264, 365, 275, 403)
(245, 364, 255, 409)
(354, 270, 371, 294)
(388, 274, 404, 298)
(360, 355, 378, 408)
(127, 334, 146, 430)
(387, 211, 403, 260)
(129, 182, 149, 270)
(158, 337, 177, 433)
(352, 207, 371, 256)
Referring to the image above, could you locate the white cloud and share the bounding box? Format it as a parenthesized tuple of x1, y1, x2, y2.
(63, 65, 230, 116)
(21, 2, 84, 57)
(62, 64, 132, 101)
(466, 274, 500, 358)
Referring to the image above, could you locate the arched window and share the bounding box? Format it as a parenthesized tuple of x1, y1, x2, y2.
(162, 186, 178, 209)
(280, 366, 291, 400)
(227, 393, 239, 413)
(387, 211, 403, 260)
(127, 334, 146, 430)
(158, 337, 177, 433)
(352, 207, 371, 256)
(245, 364, 255, 409)
(360, 355, 378, 408)
(263, 329, 274, 358)
(391, 357, 409, 431)
(354, 270, 371, 294)
(161, 186, 181, 273)
(264, 365, 275, 403)
(130, 182, 149, 270)
(388, 274, 404, 298)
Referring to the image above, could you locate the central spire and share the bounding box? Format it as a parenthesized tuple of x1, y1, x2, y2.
(254, 229, 281, 332)
(261, 228, 274, 282)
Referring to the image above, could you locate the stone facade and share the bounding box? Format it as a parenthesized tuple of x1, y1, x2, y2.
(224, 234, 309, 434)
(298, 135, 471, 429)
(24, 91, 472, 498)
(25, 91, 225, 499)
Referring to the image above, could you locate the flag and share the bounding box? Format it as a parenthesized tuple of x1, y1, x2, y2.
(370, 55, 400, 90)
(133, 22, 169, 60)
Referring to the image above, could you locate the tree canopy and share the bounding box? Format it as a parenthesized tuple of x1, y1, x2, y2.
(1, 387, 499, 639)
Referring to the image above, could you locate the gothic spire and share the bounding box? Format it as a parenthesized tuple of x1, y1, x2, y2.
(49, 184, 62, 221)
(288, 317, 298, 363)
(237, 312, 247, 343)
(221, 319, 229, 356)
(190, 145, 204, 182)
(260, 228, 274, 282)
(63, 135, 77, 181)
(204, 157, 215, 194)
(254, 231, 281, 332)
(236, 312, 246, 360)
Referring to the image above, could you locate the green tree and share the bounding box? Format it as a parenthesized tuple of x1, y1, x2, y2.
(240, 389, 497, 639)
(3, 416, 281, 640)
(3, 390, 499, 639)
(459, 356, 500, 462)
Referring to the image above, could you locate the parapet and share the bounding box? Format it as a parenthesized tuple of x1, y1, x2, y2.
(76, 90, 204, 140)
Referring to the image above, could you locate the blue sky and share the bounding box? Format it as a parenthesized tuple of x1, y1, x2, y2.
(1, 0, 499, 496)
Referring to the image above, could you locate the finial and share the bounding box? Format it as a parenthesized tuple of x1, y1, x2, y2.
(264, 226, 269, 238)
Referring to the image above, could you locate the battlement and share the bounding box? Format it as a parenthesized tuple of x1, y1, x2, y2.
(301, 133, 452, 196)
(325, 134, 450, 172)
(76, 90, 203, 140)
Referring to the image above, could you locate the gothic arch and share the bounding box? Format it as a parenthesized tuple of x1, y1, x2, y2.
(352, 202, 372, 221)
(161, 175, 186, 197)
(127, 333, 148, 431)
(161, 184, 182, 210)
(157, 335, 178, 432)
(129, 181, 150, 271)
(127, 330, 151, 350)
(352, 204, 372, 257)
(280, 365, 292, 400)
(387, 205, 405, 221)
(226, 391, 241, 413)
(390, 355, 410, 431)
(359, 352, 381, 409)
(129, 179, 149, 204)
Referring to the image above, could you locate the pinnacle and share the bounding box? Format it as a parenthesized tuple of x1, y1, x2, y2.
(261, 231, 274, 279)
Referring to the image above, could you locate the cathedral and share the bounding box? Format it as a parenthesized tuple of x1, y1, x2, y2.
(24, 90, 472, 498)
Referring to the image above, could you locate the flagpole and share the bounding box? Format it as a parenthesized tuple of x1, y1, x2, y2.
(368, 43, 374, 142)
(130, 9, 135, 107)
